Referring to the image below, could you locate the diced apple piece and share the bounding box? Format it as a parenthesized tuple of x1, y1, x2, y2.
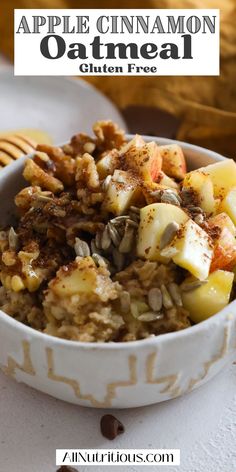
(49, 256, 117, 302)
(96, 149, 119, 179)
(137, 203, 189, 262)
(183, 170, 215, 215)
(50, 257, 99, 297)
(181, 270, 234, 323)
(208, 213, 236, 272)
(159, 144, 187, 180)
(103, 170, 140, 215)
(120, 134, 145, 154)
(219, 187, 236, 226)
(208, 212, 236, 236)
(197, 159, 236, 198)
(96, 136, 146, 179)
(157, 171, 179, 190)
(211, 239, 236, 272)
(141, 181, 179, 205)
(124, 141, 162, 182)
(161, 219, 213, 280)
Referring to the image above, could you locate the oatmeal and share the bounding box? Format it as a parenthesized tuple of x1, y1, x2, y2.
(0, 120, 235, 341)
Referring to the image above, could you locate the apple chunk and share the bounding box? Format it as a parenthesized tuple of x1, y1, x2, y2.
(124, 141, 162, 182)
(207, 213, 236, 272)
(159, 144, 187, 180)
(103, 169, 140, 215)
(157, 171, 179, 190)
(96, 135, 145, 179)
(181, 270, 234, 323)
(208, 212, 235, 237)
(48, 256, 118, 303)
(137, 203, 189, 262)
(161, 219, 213, 280)
(96, 150, 119, 179)
(219, 187, 236, 226)
(182, 170, 215, 215)
(197, 159, 236, 198)
(120, 134, 145, 154)
(50, 257, 99, 297)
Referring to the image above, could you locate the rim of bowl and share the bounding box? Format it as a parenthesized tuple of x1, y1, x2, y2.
(0, 135, 232, 350)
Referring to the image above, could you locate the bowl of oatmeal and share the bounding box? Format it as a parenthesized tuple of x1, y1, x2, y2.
(0, 121, 235, 408)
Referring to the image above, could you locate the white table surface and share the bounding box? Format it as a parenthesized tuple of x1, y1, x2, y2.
(1, 356, 236, 472)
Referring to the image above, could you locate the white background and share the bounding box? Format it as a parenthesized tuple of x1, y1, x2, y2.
(14, 9, 219, 76)
(0, 357, 236, 472)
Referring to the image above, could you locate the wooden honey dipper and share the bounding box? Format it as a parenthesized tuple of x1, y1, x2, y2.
(0, 134, 37, 168)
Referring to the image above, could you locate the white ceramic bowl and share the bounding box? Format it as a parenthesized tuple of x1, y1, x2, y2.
(0, 136, 235, 409)
(0, 68, 127, 142)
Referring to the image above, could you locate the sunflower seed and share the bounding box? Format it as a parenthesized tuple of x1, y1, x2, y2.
(74, 237, 90, 257)
(187, 205, 203, 214)
(102, 175, 112, 191)
(168, 283, 183, 307)
(129, 207, 140, 222)
(110, 216, 129, 225)
(161, 284, 174, 309)
(125, 218, 139, 228)
(194, 214, 204, 225)
(8, 227, 19, 250)
(95, 231, 102, 249)
(92, 253, 109, 268)
(120, 291, 131, 313)
(129, 214, 140, 224)
(181, 280, 208, 292)
(138, 312, 164, 322)
(159, 222, 179, 250)
(116, 225, 126, 237)
(129, 206, 140, 214)
(101, 226, 111, 250)
(148, 287, 163, 312)
(107, 223, 121, 247)
(113, 248, 125, 271)
(130, 302, 139, 318)
(119, 225, 134, 253)
(161, 192, 181, 206)
(165, 189, 182, 201)
(91, 239, 98, 254)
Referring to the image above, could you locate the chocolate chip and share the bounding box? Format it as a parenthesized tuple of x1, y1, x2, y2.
(100, 414, 125, 440)
(57, 466, 78, 472)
